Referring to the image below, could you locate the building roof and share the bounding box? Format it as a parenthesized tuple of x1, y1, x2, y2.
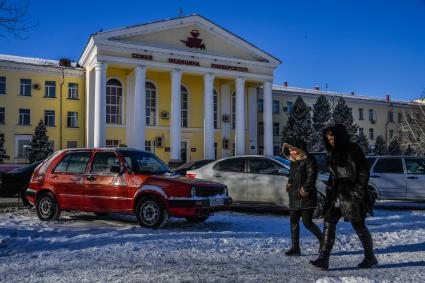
(0, 54, 81, 69)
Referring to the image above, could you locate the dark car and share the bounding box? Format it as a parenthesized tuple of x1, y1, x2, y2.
(173, 160, 214, 176)
(0, 161, 42, 205)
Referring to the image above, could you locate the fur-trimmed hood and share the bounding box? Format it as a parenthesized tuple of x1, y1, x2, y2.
(281, 138, 308, 161)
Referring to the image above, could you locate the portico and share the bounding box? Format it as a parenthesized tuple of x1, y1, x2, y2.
(79, 15, 280, 164)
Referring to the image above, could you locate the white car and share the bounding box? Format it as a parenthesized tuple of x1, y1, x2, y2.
(367, 156, 425, 201)
(187, 155, 326, 210)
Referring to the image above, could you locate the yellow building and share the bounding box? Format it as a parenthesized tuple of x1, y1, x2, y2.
(0, 15, 280, 164)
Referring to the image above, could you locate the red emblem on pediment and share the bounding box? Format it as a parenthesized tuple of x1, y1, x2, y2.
(180, 30, 205, 50)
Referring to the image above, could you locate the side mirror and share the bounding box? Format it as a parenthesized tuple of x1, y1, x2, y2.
(110, 164, 124, 174)
(278, 167, 290, 175)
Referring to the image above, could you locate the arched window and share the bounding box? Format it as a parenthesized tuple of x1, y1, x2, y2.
(145, 82, 156, 126)
(181, 85, 189, 128)
(106, 79, 122, 124)
(213, 89, 219, 129)
(231, 91, 236, 130)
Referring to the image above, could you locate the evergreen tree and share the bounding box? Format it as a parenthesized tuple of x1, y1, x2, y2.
(356, 131, 369, 155)
(0, 135, 10, 163)
(388, 137, 401, 155)
(311, 95, 331, 152)
(282, 96, 313, 148)
(28, 120, 52, 163)
(404, 144, 415, 156)
(373, 135, 387, 155)
(332, 97, 358, 141)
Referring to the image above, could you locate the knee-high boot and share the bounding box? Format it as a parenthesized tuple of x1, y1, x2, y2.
(285, 222, 301, 256)
(355, 226, 378, 268)
(309, 222, 335, 270)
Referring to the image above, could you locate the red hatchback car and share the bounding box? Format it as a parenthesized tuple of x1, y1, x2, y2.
(26, 148, 232, 228)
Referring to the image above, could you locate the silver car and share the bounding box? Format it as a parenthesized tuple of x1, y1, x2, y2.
(368, 156, 425, 201)
(186, 155, 326, 210)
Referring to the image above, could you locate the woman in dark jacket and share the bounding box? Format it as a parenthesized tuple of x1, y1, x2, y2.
(282, 138, 323, 256)
(310, 124, 377, 270)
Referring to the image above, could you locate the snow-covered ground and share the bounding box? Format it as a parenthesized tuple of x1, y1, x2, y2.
(1, 203, 425, 283)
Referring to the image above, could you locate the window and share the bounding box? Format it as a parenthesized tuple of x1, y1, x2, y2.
(369, 128, 374, 140)
(272, 100, 280, 114)
(213, 89, 219, 129)
(68, 83, 79, 99)
(181, 85, 189, 128)
(273, 123, 280, 136)
(222, 139, 229, 150)
(44, 110, 55, 127)
(45, 81, 56, 98)
(0, 76, 5, 94)
(258, 146, 264, 155)
(258, 122, 264, 135)
(398, 112, 403, 123)
(145, 140, 154, 152)
(231, 92, 236, 130)
(145, 82, 156, 126)
(106, 139, 120, 147)
(249, 157, 280, 174)
(273, 146, 280, 156)
(90, 152, 120, 174)
(287, 101, 294, 113)
(373, 158, 404, 174)
(106, 79, 122, 124)
(67, 112, 78, 128)
(359, 128, 364, 135)
(257, 99, 264, 113)
(367, 157, 377, 169)
(19, 109, 30, 125)
(16, 136, 32, 158)
(118, 151, 169, 174)
(369, 109, 374, 121)
(0, 107, 4, 124)
(20, 79, 31, 96)
(213, 158, 245, 172)
(405, 159, 425, 175)
(388, 111, 394, 123)
(389, 130, 394, 139)
(67, 141, 77, 148)
(48, 141, 54, 152)
(359, 108, 364, 120)
(53, 152, 91, 174)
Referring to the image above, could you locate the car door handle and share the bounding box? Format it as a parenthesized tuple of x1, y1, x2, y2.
(370, 175, 380, 178)
(214, 174, 222, 178)
(407, 176, 418, 179)
(86, 176, 96, 181)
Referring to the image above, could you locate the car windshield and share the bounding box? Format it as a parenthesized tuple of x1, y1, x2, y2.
(118, 151, 171, 175)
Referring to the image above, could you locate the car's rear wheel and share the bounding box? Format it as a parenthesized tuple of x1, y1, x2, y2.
(314, 192, 326, 219)
(36, 192, 61, 221)
(185, 216, 209, 223)
(136, 196, 168, 228)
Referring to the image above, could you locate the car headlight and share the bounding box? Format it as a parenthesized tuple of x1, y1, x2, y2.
(191, 187, 196, 197)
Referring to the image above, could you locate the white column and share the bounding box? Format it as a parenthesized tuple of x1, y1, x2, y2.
(263, 80, 273, 155)
(93, 62, 107, 148)
(235, 77, 245, 155)
(204, 73, 215, 160)
(133, 66, 147, 150)
(170, 70, 182, 162)
(85, 68, 95, 147)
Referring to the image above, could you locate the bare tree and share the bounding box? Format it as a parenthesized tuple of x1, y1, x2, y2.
(400, 88, 425, 155)
(0, 0, 33, 39)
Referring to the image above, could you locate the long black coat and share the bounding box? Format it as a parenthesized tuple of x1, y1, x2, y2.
(283, 140, 318, 210)
(323, 125, 370, 222)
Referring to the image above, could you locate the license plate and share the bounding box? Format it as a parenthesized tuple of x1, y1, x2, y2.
(209, 197, 224, 207)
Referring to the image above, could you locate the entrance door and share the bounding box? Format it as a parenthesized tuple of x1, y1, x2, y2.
(371, 157, 406, 199)
(84, 151, 128, 211)
(405, 158, 425, 200)
(181, 141, 189, 163)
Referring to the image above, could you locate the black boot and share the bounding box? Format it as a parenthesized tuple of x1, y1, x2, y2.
(310, 222, 335, 270)
(355, 226, 378, 269)
(285, 222, 301, 256)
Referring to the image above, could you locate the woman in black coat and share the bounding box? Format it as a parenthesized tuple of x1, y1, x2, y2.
(310, 124, 378, 270)
(282, 138, 323, 256)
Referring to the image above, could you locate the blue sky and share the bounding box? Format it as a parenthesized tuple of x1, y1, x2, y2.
(1, 0, 424, 101)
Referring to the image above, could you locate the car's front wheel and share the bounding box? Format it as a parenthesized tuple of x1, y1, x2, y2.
(36, 192, 61, 221)
(136, 196, 168, 228)
(185, 216, 209, 223)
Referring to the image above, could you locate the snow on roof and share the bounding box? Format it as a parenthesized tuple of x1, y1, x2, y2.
(0, 54, 80, 68)
(272, 85, 418, 106)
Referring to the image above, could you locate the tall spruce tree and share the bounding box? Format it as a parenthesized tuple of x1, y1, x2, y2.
(282, 96, 313, 148)
(373, 135, 387, 155)
(332, 97, 358, 141)
(357, 131, 369, 155)
(388, 137, 401, 155)
(0, 135, 9, 163)
(28, 120, 52, 163)
(311, 95, 331, 152)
